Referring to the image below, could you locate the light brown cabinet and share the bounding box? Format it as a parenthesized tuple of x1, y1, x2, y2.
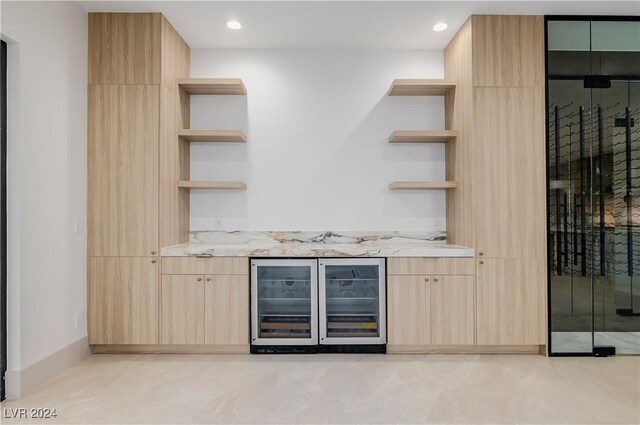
(445, 15, 547, 349)
(387, 275, 475, 347)
(388, 275, 431, 346)
(160, 275, 206, 344)
(476, 258, 546, 345)
(473, 87, 545, 259)
(160, 273, 249, 346)
(471, 15, 544, 88)
(88, 84, 159, 257)
(88, 257, 159, 344)
(88, 13, 191, 349)
(430, 275, 475, 345)
(161, 257, 248, 275)
(387, 257, 475, 276)
(205, 275, 249, 345)
(88, 13, 161, 85)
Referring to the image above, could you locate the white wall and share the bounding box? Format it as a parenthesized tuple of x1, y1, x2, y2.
(1, 0, 87, 379)
(190, 49, 446, 231)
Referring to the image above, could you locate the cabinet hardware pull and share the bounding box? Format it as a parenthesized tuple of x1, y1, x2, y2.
(433, 278, 438, 282)
(424, 278, 430, 282)
(479, 260, 484, 265)
(197, 278, 202, 282)
(206, 277, 211, 282)
(151, 260, 156, 264)
(479, 252, 484, 256)
(151, 251, 156, 255)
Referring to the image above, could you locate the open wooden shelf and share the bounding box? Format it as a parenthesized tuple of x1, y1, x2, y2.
(389, 130, 458, 143)
(389, 181, 458, 190)
(388, 79, 456, 96)
(178, 129, 247, 143)
(178, 78, 247, 95)
(178, 181, 247, 190)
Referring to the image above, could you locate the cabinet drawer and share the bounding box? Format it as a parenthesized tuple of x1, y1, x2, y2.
(162, 257, 248, 275)
(387, 258, 474, 275)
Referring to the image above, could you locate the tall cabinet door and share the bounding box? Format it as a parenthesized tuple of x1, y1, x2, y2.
(476, 258, 546, 345)
(88, 85, 159, 257)
(160, 275, 205, 345)
(204, 275, 249, 345)
(430, 275, 475, 345)
(473, 87, 545, 258)
(387, 276, 430, 346)
(88, 257, 159, 344)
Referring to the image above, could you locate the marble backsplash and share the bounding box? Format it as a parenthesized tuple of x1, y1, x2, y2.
(190, 230, 446, 245)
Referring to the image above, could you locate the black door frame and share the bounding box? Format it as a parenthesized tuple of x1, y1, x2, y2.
(1, 39, 7, 400)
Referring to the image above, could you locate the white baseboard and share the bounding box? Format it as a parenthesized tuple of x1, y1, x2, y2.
(5, 336, 90, 400)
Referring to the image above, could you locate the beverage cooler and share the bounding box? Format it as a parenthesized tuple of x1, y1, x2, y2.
(251, 258, 386, 353)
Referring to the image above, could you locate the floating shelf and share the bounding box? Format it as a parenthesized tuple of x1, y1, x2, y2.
(178, 181, 247, 190)
(388, 79, 456, 96)
(389, 130, 458, 143)
(178, 78, 247, 95)
(178, 129, 247, 143)
(389, 181, 457, 190)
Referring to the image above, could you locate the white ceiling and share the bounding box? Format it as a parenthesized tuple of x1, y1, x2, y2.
(76, 1, 640, 49)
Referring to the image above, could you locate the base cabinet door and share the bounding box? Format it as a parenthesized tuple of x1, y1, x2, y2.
(161, 275, 205, 344)
(387, 275, 430, 345)
(89, 257, 159, 344)
(477, 257, 546, 345)
(205, 275, 249, 345)
(430, 275, 475, 345)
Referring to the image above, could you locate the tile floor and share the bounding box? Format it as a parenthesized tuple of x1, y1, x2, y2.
(1, 353, 639, 424)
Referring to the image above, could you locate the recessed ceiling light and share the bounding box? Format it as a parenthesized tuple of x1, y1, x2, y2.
(226, 20, 242, 30)
(433, 22, 448, 32)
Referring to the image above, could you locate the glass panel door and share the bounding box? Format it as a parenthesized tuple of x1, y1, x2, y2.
(319, 259, 386, 345)
(592, 81, 640, 354)
(547, 19, 640, 355)
(251, 259, 318, 345)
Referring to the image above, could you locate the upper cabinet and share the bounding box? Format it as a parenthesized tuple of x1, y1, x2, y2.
(88, 13, 162, 84)
(471, 15, 544, 88)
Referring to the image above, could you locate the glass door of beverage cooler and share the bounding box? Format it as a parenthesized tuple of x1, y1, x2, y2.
(319, 259, 386, 345)
(251, 259, 318, 345)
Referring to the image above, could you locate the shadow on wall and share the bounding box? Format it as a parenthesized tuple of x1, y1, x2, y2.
(189, 94, 249, 230)
(188, 93, 249, 174)
(343, 94, 447, 226)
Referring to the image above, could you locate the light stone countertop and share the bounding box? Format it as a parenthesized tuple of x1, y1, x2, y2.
(161, 231, 475, 257)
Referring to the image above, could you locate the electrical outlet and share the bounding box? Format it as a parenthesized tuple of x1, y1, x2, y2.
(74, 218, 85, 234)
(74, 311, 86, 329)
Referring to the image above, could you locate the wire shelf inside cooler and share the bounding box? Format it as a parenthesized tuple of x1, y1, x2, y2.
(259, 315, 311, 338)
(326, 314, 379, 338)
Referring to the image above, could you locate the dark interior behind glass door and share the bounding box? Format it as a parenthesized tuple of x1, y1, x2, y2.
(323, 265, 380, 338)
(257, 265, 312, 339)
